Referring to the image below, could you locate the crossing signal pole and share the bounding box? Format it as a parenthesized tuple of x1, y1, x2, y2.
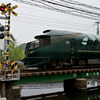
(6, 3, 11, 72)
(0, 3, 18, 72)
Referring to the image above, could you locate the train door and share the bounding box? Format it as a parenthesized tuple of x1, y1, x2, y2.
(71, 39, 76, 58)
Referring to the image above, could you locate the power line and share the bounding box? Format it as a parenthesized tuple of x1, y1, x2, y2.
(11, 20, 96, 33)
(47, 0, 100, 19)
(31, 0, 100, 17)
(13, 15, 96, 29)
(18, 12, 92, 26)
(13, 0, 100, 20)
(60, 0, 100, 11)
(10, 18, 96, 32)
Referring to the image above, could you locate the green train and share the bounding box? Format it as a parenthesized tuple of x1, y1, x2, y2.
(25, 29, 100, 69)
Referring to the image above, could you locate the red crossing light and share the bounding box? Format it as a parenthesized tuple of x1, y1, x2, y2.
(0, 6, 5, 11)
(0, 3, 6, 15)
(1, 6, 5, 11)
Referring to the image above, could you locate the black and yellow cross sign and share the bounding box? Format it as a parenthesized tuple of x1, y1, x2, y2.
(0, 3, 18, 16)
(6, 5, 18, 16)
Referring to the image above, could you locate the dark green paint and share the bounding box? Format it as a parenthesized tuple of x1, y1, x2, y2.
(26, 31, 100, 67)
(14, 71, 100, 85)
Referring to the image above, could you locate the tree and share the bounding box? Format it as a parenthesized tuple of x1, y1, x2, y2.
(9, 40, 25, 61)
(0, 50, 4, 62)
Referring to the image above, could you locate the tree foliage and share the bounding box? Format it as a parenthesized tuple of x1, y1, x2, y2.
(9, 41, 25, 61)
(0, 53, 4, 62)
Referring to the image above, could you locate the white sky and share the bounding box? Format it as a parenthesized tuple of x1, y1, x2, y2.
(0, 0, 100, 44)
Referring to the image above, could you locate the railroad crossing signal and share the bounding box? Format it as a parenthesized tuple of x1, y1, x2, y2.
(6, 5, 18, 16)
(0, 3, 18, 16)
(0, 3, 18, 75)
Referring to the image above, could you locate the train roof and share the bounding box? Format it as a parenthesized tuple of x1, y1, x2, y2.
(33, 29, 100, 44)
(43, 30, 78, 35)
(35, 29, 83, 39)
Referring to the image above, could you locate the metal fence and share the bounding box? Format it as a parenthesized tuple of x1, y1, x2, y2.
(1, 69, 20, 81)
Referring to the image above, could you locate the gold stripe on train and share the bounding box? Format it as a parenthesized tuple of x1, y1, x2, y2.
(77, 50, 100, 53)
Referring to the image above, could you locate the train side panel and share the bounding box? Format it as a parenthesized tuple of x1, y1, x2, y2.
(26, 39, 71, 67)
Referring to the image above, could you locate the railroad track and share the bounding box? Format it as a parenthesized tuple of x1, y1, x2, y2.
(20, 67, 100, 77)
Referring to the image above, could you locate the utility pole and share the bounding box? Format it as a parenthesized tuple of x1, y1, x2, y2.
(95, 22, 100, 35)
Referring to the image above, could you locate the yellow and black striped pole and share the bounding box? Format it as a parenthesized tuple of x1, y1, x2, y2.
(0, 3, 18, 78)
(6, 3, 11, 73)
(5, 3, 18, 68)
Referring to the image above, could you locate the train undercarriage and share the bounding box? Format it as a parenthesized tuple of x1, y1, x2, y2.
(26, 59, 100, 69)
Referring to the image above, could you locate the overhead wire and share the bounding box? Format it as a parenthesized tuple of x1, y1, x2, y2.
(13, 15, 96, 29)
(16, 12, 97, 31)
(48, 0, 100, 19)
(10, 19, 96, 33)
(30, 0, 100, 20)
(13, 0, 100, 20)
(0, 3, 95, 31)
(60, 0, 100, 11)
(31, 0, 100, 17)
(9, 0, 99, 33)
(17, 12, 92, 26)
(11, 16, 96, 33)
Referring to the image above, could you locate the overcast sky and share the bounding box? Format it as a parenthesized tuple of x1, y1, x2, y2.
(0, 0, 100, 44)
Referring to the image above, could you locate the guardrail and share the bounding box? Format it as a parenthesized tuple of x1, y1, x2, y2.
(0, 69, 20, 81)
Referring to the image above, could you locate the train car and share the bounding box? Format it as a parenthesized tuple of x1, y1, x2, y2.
(24, 29, 100, 69)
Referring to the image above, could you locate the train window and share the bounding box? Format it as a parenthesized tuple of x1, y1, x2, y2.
(95, 35, 100, 42)
(83, 37, 88, 41)
(29, 40, 39, 50)
(82, 37, 88, 45)
(39, 37, 50, 47)
(88, 34, 96, 42)
(88, 34, 99, 46)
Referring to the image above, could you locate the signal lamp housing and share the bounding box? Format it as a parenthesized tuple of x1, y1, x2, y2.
(0, 33, 4, 39)
(0, 26, 4, 31)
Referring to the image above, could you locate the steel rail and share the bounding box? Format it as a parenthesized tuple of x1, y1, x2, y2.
(20, 67, 100, 76)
